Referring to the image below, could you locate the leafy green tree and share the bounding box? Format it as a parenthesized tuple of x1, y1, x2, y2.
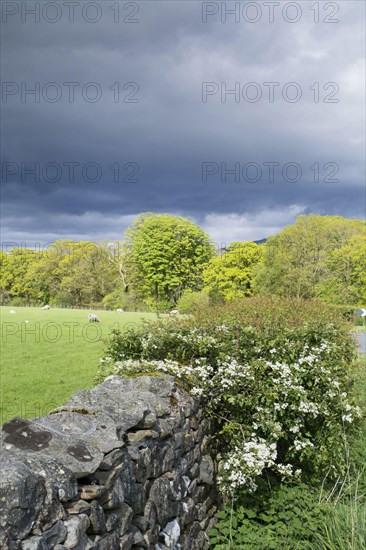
(0, 251, 9, 303)
(26, 241, 116, 306)
(315, 234, 366, 305)
(1, 240, 132, 307)
(0, 248, 38, 304)
(56, 241, 116, 305)
(203, 242, 263, 302)
(25, 242, 70, 304)
(126, 213, 214, 306)
(98, 240, 132, 294)
(254, 215, 365, 301)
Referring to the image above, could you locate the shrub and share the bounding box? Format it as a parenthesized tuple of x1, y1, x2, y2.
(193, 296, 354, 330)
(331, 304, 362, 324)
(102, 288, 146, 311)
(96, 298, 360, 496)
(209, 483, 327, 549)
(49, 292, 75, 307)
(210, 353, 366, 549)
(0, 290, 12, 305)
(9, 296, 30, 306)
(176, 290, 210, 314)
(151, 298, 173, 314)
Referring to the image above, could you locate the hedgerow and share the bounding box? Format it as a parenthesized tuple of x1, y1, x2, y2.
(96, 298, 361, 497)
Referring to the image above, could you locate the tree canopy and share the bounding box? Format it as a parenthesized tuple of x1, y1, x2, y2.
(1, 241, 117, 306)
(203, 241, 263, 302)
(1, 214, 364, 309)
(254, 215, 365, 304)
(125, 213, 214, 307)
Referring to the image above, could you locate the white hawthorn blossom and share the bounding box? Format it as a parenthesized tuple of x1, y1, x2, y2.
(98, 329, 359, 495)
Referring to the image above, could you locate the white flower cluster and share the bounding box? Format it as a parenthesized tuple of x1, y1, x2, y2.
(214, 360, 254, 389)
(298, 401, 320, 416)
(219, 439, 277, 493)
(98, 331, 360, 495)
(106, 355, 256, 399)
(293, 439, 314, 451)
(275, 464, 301, 479)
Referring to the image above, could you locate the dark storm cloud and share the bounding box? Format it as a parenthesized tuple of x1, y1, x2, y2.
(1, 0, 365, 245)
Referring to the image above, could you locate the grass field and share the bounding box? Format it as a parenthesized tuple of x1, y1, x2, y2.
(1, 306, 364, 427)
(0, 306, 156, 423)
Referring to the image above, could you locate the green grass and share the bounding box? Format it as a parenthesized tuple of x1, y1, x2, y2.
(296, 354, 366, 549)
(313, 353, 366, 550)
(0, 306, 156, 423)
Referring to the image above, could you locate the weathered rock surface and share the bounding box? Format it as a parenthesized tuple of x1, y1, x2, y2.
(0, 417, 104, 477)
(34, 412, 122, 454)
(0, 375, 218, 549)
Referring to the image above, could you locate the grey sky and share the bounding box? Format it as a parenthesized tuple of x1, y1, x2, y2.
(1, 0, 365, 247)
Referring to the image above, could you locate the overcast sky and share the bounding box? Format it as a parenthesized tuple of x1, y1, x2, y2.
(1, 0, 365, 248)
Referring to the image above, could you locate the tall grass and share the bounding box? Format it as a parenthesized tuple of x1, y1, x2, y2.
(314, 475, 366, 549)
(313, 355, 366, 550)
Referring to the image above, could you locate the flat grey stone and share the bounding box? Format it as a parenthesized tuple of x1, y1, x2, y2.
(34, 412, 122, 454)
(102, 374, 176, 398)
(51, 376, 175, 436)
(1, 419, 104, 478)
(52, 389, 149, 433)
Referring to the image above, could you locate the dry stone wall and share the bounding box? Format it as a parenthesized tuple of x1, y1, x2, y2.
(0, 375, 218, 550)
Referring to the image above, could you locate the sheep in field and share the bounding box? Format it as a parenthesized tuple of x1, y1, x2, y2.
(41, 305, 50, 310)
(88, 314, 100, 323)
(116, 308, 124, 313)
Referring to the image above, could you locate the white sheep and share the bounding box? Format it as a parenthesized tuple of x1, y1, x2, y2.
(116, 308, 124, 313)
(170, 309, 179, 315)
(41, 305, 50, 310)
(88, 314, 100, 323)
(9, 310, 16, 314)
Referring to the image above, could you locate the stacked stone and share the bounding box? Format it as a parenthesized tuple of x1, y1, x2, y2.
(0, 375, 218, 549)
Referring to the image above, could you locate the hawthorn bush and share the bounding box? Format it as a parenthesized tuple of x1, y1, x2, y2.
(96, 298, 361, 495)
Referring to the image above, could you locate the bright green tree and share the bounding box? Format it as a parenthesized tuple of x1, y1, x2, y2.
(126, 213, 214, 306)
(0, 248, 38, 303)
(315, 234, 366, 304)
(58, 242, 115, 305)
(254, 215, 365, 301)
(26, 241, 116, 306)
(0, 251, 9, 302)
(25, 242, 70, 304)
(203, 241, 263, 302)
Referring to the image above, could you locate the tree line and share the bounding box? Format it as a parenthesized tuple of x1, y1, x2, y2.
(1, 213, 365, 310)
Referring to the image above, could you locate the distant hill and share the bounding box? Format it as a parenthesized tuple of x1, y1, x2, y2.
(220, 238, 268, 253)
(253, 238, 267, 244)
